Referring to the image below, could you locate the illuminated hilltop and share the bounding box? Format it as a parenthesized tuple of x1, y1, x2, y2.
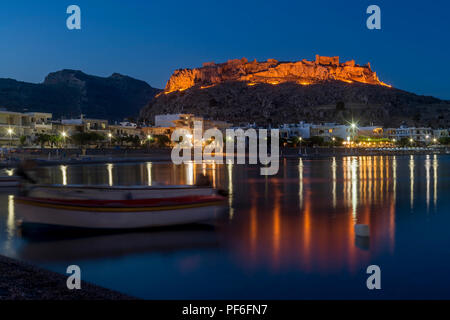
(164, 55, 391, 94)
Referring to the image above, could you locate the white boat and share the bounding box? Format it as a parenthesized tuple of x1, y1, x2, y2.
(24, 184, 220, 200)
(16, 184, 227, 229)
(0, 176, 19, 187)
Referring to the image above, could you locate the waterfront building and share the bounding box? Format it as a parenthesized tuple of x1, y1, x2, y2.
(119, 121, 137, 128)
(109, 123, 142, 138)
(0, 110, 28, 145)
(54, 116, 110, 138)
(61, 116, 109, 132)
(433, 129, 449, 139)
(357, 126, 384, 137)
(384, 126, 434, 142)
(141, 126, 174, 137)
(154, 114, 198, 128)
(150, 114, 232, 138)
(52, 121, 83, 136)
(0, 109, 54, 146)
(277, 122, 384, 143)
(25, 112, 53, 135)
(279, 122, 312, 139)
(310, 123, 350, 140)
(84, 119, 109, 132)
(203, 119, 232, 134)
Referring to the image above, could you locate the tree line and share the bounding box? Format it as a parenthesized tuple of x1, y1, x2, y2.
(29, 133, 172, 148)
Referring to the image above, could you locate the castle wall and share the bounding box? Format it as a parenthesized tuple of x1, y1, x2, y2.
(164, 55, 388, 93)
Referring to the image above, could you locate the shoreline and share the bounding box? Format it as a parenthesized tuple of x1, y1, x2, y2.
(0, 255, 134, 300)
(0, 147, 449, 168)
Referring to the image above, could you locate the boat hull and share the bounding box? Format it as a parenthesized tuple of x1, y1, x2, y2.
(0, 176, 19, 187)
(26, 184, 218, 200)
(16, 193, 226, 229)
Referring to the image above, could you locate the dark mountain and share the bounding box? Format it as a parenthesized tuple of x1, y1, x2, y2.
(140, 80, 450, 128)
(0, 70, 161, 121)
(140, 57, 450, 128)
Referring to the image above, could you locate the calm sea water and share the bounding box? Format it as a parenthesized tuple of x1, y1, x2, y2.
(0, 155, 449, 299)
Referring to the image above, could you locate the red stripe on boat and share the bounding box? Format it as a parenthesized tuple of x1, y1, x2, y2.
(16, 195, 226, 208)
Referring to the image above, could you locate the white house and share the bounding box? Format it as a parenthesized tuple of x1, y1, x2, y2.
(384, 126, 433, 142)
(279, 122, 312, 139)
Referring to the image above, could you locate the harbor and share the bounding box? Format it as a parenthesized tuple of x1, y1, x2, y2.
(0, 155, 449, 299)
(1, 0, 450, 308)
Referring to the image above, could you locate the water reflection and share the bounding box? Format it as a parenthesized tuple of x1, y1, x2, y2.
(227, 162, 234, 220)
(2, 195, 15, 255)
(107, 163, 114, 186)
(331, 157, 336, 208)
(146, 162, 152, 186)
(186, 161, 194, 185)
(227, 155, 427, 272)
(299, 158, 304, 209)
(433, 154, 438, 208)
(393, 156, 397, 198)
(351, 157, 358, 220)
(60, 165, 68, 185)
(410, 155, 415, 209)
(7, 195, 14, 240)
(0, 155, 446, 292)
(19, 226, 219, 262)
(425, 155, 431, 211)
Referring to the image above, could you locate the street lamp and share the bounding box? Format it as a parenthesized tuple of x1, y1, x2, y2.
(108, 132, 113, 147)
(350, 123, 357, 138)
(146, 134, 153, 148)
(7, 128, 13, 147)
(61, 131, 67, 147)
(350, 122, 358, 144)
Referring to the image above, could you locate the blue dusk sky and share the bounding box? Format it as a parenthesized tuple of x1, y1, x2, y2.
(0, 0, 449, 99)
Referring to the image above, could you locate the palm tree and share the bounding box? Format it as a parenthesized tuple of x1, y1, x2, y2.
(36, 134, 51, 148)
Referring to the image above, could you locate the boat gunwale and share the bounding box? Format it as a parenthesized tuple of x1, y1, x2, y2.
(15, 197, 225, 212)
(29, 184, 214, 191)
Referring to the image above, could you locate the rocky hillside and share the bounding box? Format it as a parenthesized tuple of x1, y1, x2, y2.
(140, 56, 450, 128)
(0, 70, 161, 121)
(164, 55, 390, 93)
